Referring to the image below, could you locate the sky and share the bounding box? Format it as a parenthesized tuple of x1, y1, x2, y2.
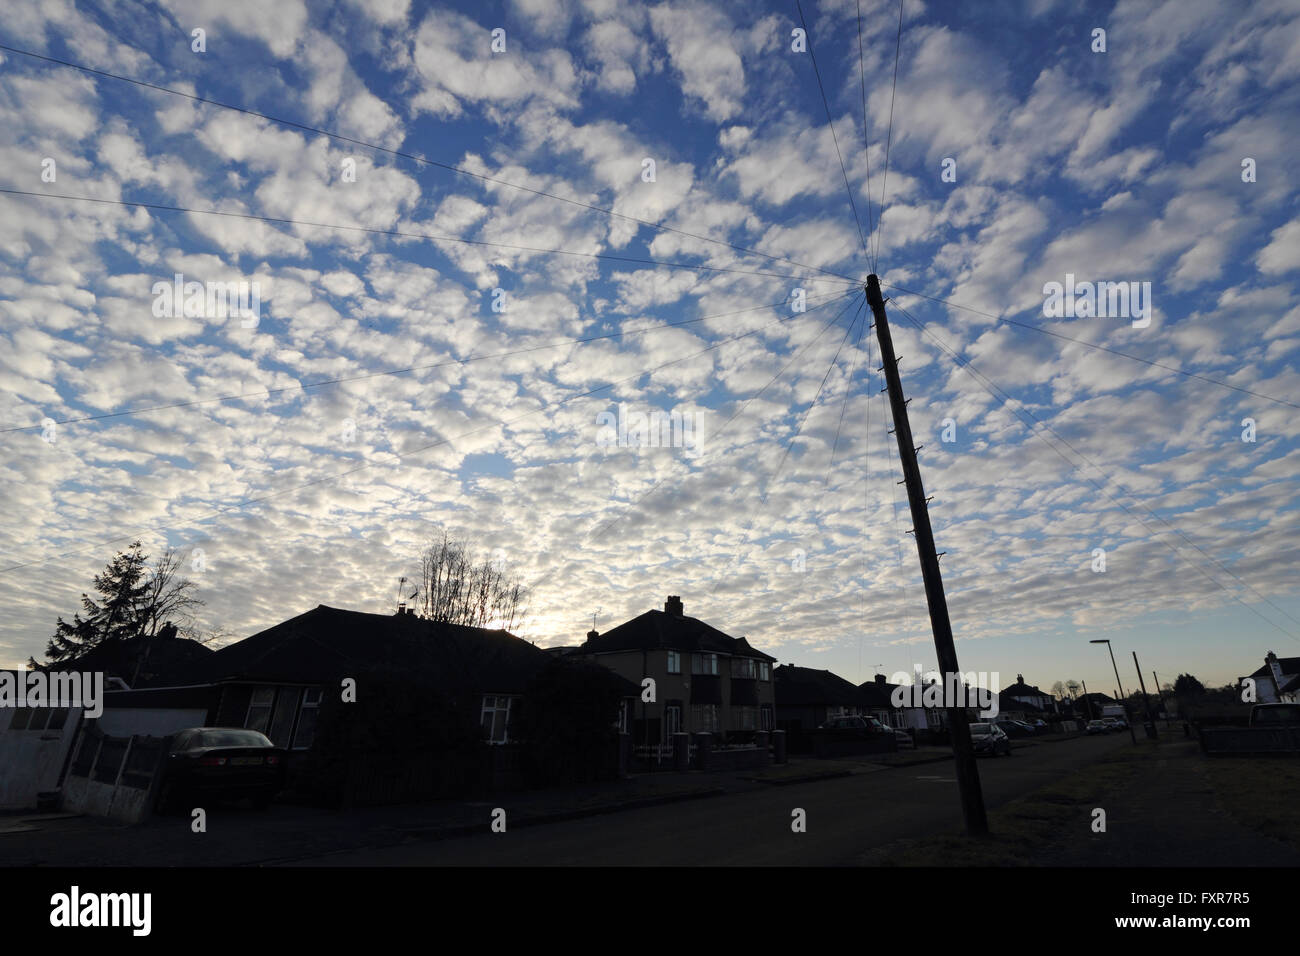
(0, 0, 1298, 698)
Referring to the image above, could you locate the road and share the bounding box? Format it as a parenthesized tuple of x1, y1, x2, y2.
(286, 733, 1129, 866)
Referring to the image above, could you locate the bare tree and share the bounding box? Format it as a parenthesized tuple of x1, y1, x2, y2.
(138, 548, 205, 640)
(414, 531, 528, 631)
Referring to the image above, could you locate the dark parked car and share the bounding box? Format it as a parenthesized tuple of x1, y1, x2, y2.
(968, 722, 1012, 756)
(818, 716, 875, 736)
(156, 728, 285, 812)
(994, 720, 1033, 739)
(1085, 719, 1109, 735)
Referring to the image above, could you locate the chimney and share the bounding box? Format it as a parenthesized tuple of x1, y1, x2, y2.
(586, 629, 599, 642)
(1017, 673, 1024, 684)
(875, 673, 886, 685)
(665, 595, 683, 616)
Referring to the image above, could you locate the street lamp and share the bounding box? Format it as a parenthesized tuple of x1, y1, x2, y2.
(1090, 639, 1138, 744)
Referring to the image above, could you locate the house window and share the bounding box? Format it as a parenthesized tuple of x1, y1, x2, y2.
(667, 650, 681, 674)
(245, 687, 274, 734)
(734, 706, 757, 730)
(690, 704, 719, 734)
(616, 699, 628, 735)
(292, 688, 322, 750)
(759, 662, 770, 681)
(481, 695, 515, 744)
(760, 704, 773, 731)
(691, 653, 718, 675)
(731, 658, 756, 679)
(665, 703, 682, 738)
(268, 688, 301, 748)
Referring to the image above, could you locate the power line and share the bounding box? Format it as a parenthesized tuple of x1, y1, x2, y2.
(821, 293, 870, 495)
(891, 300, 1300, 642)
(0, 292, 857, 575)
(0, 187, 859, 286)
(855, 0, 878, 274)
(0, 43, 862, 287)
(883, 282, 1300, 411)
(873, 0, 905, 267)
(710, 295, 867, 595)
(795, 0, 870, 267)
(1, 289, 847, 433)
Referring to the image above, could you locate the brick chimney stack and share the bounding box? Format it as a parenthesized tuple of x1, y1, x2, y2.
(665, 595, 683, 616)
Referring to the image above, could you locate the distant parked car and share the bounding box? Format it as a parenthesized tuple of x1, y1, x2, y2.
(1085, 719, 1109, 735)
(1111, 717, 1129, 730)
(818, 716, 875, 736)
(1101, 718, 1119, 732)
(968, 722, 1012, 756)
(871, 718, 915, 749)
(156, 728, 285, 813)
(994, 720, 1033, 739)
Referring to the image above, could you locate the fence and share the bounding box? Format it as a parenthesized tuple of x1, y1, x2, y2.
(62, 725, 167, 823)
(1200, 726, 1300, 755)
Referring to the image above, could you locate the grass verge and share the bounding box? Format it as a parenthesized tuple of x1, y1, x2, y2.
(1204, 756, 1300, 849)
(859, 741, 1158, 866)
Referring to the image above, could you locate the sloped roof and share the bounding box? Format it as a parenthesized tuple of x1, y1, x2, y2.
(39, 635, 215, 689)
(582, 609, 776, 661)
(776, 665, 866, 707)
(1248, 657, 1300, 678)
(859, 678, 900, 708)
(182, 605, 550, 696)
(1002, 678, 1051, 698)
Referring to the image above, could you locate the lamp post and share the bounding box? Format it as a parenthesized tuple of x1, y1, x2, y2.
(1090, 639, 1138, 745)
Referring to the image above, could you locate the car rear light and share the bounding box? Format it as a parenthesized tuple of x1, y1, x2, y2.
(265, 755, 280, 766)
(199, 756, 227, 766)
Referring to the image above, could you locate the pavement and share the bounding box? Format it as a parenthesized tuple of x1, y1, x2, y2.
(284, 734, 1125, 865)
(0, 732, 1107, 867)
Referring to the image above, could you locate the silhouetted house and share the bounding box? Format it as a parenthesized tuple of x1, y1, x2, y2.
(775, 665, 867, 731)
(859, 674, 934, 730)
(576, 595, 776, 746)
(1074, 692, 1118, 720)
(1240, 652, 1300, 704)
(1000, 674, 1056, 717)
(182, 605, 552, 752)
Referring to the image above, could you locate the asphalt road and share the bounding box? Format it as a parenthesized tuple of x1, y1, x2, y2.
(288, 733, 1131, 866)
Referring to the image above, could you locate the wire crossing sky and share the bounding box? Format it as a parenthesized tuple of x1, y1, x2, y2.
(0, 0, 1297, 695)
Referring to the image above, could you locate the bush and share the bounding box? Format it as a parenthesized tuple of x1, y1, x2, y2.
(290, 668, 481, 805)
(513, 658, 626, 788)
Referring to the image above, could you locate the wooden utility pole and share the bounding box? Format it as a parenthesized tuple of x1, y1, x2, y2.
(865, 274, 988, 836)
(1153, 670, 1171, 726)
(1133, 651, 1157, 739)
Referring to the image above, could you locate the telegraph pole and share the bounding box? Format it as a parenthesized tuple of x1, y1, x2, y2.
(1091, 639, 1138, 745)
(865, 274, 988, 836)
(1133, 652, 1157, 739)
(1153, 670, 1171, 727)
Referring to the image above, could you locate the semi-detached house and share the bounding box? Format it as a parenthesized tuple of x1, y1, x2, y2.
(576, 595, 776, 747)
